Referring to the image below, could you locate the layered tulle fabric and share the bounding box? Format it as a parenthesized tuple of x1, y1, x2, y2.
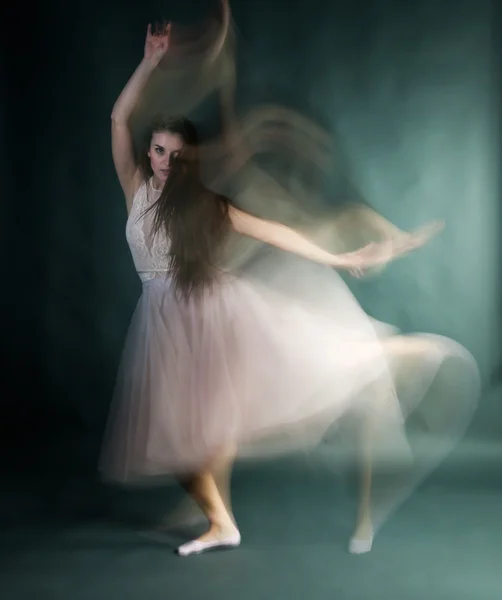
(100, 258, 479, 492)
(100, 269, 399, 479)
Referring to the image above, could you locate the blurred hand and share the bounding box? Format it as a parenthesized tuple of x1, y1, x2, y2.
(346, 219, 445, 278)
(393, 220, 445, 255)
(340, 241, 394, 278)
(144, 22, 171, 66)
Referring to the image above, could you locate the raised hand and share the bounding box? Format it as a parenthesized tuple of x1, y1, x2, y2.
(144, 21, 171, 66)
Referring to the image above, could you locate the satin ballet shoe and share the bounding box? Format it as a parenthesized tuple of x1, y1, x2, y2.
(348, 532, 373, 555)
(176, 532, 241, 557)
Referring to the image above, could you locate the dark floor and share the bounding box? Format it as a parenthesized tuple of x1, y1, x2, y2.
(1, 435, 501, 600)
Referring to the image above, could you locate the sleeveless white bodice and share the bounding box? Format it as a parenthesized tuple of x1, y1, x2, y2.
(126, 179, 170, 282)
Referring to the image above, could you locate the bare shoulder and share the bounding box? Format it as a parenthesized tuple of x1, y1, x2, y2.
(226, 201, 244, 223)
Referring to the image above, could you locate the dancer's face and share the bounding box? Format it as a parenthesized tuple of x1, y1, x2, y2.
(148, 131, 184, 186)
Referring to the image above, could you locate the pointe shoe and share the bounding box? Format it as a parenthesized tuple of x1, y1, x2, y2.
(348, 532, 373, 555)
(177, 532, 241, 557)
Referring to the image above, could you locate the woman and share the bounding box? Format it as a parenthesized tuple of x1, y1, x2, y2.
(100, 22, 470, 557)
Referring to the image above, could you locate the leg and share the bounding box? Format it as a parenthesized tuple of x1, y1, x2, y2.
(348, 335, 434, 554)
(349, 415, 374, 554)
(186, 459, 236, 534)
(177, 447, 240, 556)
(157, 448, 236, 532)
(212, 446, 236, 520)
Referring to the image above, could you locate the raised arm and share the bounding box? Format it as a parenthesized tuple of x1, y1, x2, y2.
(228, 205, 442, 275)
(111, 23, 170, 210)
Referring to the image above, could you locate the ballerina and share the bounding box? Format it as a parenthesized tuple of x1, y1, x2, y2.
(100, 3, 482, 557)
(99, 20, 454, 558)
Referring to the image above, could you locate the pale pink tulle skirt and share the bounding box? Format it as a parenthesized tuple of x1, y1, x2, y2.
(99, 270, 408, 482)
(99, 267, 479, 510)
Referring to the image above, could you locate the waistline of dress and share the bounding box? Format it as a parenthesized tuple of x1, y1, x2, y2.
(138, 269, 240, 287)
(138, 270, 170, 284)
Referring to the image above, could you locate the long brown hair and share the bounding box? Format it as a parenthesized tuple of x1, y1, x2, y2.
(144, 117, 232, 300)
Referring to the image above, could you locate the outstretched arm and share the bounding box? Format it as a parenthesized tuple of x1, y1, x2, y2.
(111, 23, 170, 210)
(228, 205, 442, 274)
(229, 205, 380, 273)
(229, 206, 345, 266)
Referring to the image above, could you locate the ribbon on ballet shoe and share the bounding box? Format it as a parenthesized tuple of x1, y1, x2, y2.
(348, 533, 373, 555)
(176, 532, 241, 557)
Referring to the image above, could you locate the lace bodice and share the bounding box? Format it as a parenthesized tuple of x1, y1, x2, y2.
(126, 179, 170, 282)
